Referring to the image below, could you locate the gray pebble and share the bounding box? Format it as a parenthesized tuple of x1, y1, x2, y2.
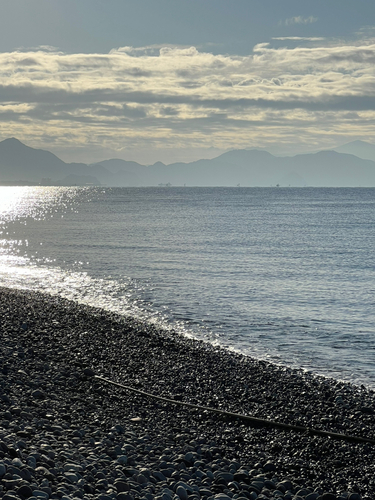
(176, 486, 188, 500)
(31, 491, 49, 500)
(0, 463, 7, 478)
(305, 493, 320, 500)
(0, 287, 374, 500)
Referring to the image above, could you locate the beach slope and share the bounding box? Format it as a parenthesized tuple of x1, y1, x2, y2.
(0, 287, 374, 499)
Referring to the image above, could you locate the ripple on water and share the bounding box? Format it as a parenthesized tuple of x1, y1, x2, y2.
(0, 186, 374, 389)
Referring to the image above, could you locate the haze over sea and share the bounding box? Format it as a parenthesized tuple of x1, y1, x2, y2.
(1, 186, 374, 389)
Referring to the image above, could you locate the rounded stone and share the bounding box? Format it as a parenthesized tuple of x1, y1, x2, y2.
(64, 472, 78, 484)
(262, 462, 276, 472)
(17, 485, 33, 499)
(31, 491, 49, 500)
(305, 493, 320, 500)
(176, 486, 188, 500)
(64, 464, 82, 473)
(136, 474, 148, 485)
(117, 455, 128, 465)
(83, 368, 95, 376)
(296, 489, 312, 497)
(3, 495, 22, 500)
(321, 494, 337, 500)
(117, 494, 134, 500)
(114, 481, 129, 493)
(348, 494, 361, 500)
(31, 390, 45, 399)
(277, 481, 292, 493)
(153, 471, 167, 482)
(0, 463, 7, 478)
(26, 457, 36, 469)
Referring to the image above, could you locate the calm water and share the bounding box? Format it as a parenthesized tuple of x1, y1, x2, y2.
(0, 186, 374, 388)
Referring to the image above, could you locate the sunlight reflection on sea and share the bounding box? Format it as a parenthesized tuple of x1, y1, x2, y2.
(0, 186, 374, 389)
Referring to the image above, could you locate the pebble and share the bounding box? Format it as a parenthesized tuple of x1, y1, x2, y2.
(32, 491, 49, 499)
(0, 463, 6, 477)
(17, 485, 34, 498)
(0, 287, 374, 500)
(305, 494, 319, 500)
(176, 486, 188, 500)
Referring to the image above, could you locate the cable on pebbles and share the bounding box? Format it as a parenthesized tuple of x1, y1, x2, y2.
(0, 287, 374, 500)
(93, 375, 375, 446)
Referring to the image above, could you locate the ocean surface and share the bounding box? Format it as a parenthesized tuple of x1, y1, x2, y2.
(0, 186, 374, 388)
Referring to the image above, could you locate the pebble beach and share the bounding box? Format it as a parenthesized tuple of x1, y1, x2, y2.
(0, 287, 374, 500)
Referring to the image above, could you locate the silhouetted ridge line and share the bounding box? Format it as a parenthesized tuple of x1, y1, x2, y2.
(1, 137, 375, 186)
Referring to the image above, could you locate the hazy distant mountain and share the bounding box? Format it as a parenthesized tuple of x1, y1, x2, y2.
(277, 150, 375, 187)
(1, 138, 375, 187)
(91, 158, 152, 186)
(0, 138, 105, 185)
(334, 140, 375, 162)
(92, 158, 146, 174)
(144, 149, 375, 187)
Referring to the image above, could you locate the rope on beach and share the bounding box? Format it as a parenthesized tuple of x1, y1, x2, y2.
(94, 374, 375, 445)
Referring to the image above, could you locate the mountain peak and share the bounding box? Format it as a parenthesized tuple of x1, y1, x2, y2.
(334, 140, 375, 162)
(1, 137, 25, 146)
(341, 139, 374, 147)
(0, 138, 39, 155)
(217, 148, 275, 163)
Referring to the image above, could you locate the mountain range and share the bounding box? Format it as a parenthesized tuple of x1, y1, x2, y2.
(1, 137, 375, 187)
(334, 140, 375, 162)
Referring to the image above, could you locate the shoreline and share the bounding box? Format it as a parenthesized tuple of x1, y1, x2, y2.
(0, 287, 374, 499)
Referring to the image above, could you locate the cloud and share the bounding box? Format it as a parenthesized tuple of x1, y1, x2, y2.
(282, 16, 318, 26)
(1, 34, 375, 158)
(273, 37, 325, 41)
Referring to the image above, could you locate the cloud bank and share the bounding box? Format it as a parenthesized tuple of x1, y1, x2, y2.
(283, 16, 318, 26)
(1, 34, 375, 160)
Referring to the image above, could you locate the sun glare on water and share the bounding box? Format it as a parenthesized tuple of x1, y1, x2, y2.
(0, 186, 59, 223)
(0, 186, 82, 223)
(0, 185, 83, 273)
(0, 186, 34, 219)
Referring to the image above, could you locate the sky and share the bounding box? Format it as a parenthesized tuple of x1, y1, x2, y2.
(1, 0, 375, 164)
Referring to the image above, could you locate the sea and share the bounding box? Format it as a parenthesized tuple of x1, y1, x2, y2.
(0, 186, 374, 389)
